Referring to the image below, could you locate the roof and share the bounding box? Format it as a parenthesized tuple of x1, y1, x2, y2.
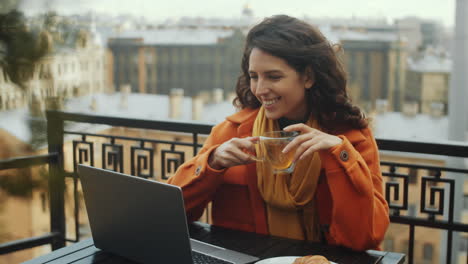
(307, 25, 399, 45)
(64, 92, 235, 123)
(373, 111, 448, 141)
(0, 92, 237, 148)
(337, 30, 399, 42)
(407, 54, 451, 73)
(0, 108, 32, 145)
(110, 28, 237, 45)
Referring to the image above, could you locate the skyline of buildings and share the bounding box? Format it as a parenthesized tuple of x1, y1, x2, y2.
(0, 7, 456, 124)
(0, 7, 455, 120)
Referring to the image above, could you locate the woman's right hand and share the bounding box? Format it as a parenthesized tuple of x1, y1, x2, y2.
(208, 136, 259, 170)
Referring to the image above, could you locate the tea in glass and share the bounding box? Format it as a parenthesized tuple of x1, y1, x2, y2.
(257, 131, 299, 173)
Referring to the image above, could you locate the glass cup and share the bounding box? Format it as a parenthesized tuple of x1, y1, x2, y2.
(252, 131, 299, 174)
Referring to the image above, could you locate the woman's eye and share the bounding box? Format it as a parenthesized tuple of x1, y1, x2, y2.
(249, 76, 258, 80)
(269, 75, 282, 80)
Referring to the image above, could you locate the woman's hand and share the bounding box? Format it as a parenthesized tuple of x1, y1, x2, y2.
(208, 137, 259, 170)
(282, 123, 342, 162)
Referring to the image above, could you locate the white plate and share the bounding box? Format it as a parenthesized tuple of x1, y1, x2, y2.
(256, 256, 300, 264)
(255, 256, 338, 264)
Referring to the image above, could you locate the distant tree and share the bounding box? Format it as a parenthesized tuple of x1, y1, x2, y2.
(0, 0, 19, 14)
(0, 168, 37, 196)
(43, 10, 59, 30)
(0, 9, 51, 88)
(0, 128, 43, 197)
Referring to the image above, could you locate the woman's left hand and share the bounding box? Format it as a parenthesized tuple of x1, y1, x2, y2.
(282, 123, 343, 162)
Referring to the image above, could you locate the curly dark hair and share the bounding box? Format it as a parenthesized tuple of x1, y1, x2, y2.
(234, 15, 368, 132)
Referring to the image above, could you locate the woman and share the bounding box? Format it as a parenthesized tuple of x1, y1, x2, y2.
(168, 15, 389, 251)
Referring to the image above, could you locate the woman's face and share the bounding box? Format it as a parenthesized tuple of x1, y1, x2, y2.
(248, 48, 313, 120)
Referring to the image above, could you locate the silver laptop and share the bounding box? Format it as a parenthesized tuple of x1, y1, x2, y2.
(77, 164, 259, 264)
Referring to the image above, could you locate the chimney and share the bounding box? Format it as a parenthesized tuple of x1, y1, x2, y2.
(402, 101, 418, 117)
(212, 88, 224, 103)
(375, 99, 388, 114)
(119, 84, 130, 109)
(89, 96, 98, 112)
(226, 92, 237, 104)
(429, 102, 444, 118)
(169, 88, 184, 119)
(198, 90, 211, 104)
(192, 94, 204, 121)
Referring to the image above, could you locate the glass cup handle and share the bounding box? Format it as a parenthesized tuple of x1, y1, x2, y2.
(245, 141, 263, 162)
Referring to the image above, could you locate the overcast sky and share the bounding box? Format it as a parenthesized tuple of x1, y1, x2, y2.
(19, 0, 456, 26)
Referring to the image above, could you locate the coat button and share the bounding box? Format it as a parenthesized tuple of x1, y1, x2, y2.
(195, 166, 201, 175)
(339, 150, 349, 161)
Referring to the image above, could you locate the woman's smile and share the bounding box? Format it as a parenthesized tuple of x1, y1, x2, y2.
(262, 97, 280, 107)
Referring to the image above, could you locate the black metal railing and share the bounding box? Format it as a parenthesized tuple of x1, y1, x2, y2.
(376, 139, 468, 264)
(0, 153, 62, 254)
(1, 110, 468, 264)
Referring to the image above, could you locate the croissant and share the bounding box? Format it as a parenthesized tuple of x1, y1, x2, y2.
(292, 255, 330, 264)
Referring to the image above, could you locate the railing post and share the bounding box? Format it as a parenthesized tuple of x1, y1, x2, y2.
(46, 111, 66, 250)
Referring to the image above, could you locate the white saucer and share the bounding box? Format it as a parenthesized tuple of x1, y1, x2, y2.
(255, 256, 300, 264)
(255, 256, 337, 264)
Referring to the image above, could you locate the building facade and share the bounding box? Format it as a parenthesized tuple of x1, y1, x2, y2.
(108, 28, 245, 98)
(0, 28, 112, 115)
(404, 52, 451, 116)
(342, 38, 407, 112)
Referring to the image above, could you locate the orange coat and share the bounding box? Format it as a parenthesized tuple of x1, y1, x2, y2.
(168, 108, 389, 251)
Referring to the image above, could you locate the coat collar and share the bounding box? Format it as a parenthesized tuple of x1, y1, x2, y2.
(226, 108, 260, 138)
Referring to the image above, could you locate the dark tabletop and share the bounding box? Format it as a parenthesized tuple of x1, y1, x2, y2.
(23, 222, 405, 264)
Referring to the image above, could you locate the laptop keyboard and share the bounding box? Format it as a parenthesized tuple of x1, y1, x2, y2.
(192, 251, 234, 264)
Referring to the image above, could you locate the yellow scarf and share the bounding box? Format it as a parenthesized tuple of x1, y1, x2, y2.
(253, 107, 322, 241)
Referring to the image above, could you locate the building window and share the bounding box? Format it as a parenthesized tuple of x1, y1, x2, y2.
(38, 64, 45, 79)
(362, 53, 370, 101)
(459, 235, 468, 252)
(464, 194, 468, 210)
(423, 243, 433, 261)
(145, 51, 152, 63)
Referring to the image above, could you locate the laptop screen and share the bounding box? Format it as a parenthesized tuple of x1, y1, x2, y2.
(78, 164, 194, 263)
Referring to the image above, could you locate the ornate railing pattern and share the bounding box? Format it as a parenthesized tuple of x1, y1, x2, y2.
(381, 161, 467, 263)
(1, 110, 467, 264)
